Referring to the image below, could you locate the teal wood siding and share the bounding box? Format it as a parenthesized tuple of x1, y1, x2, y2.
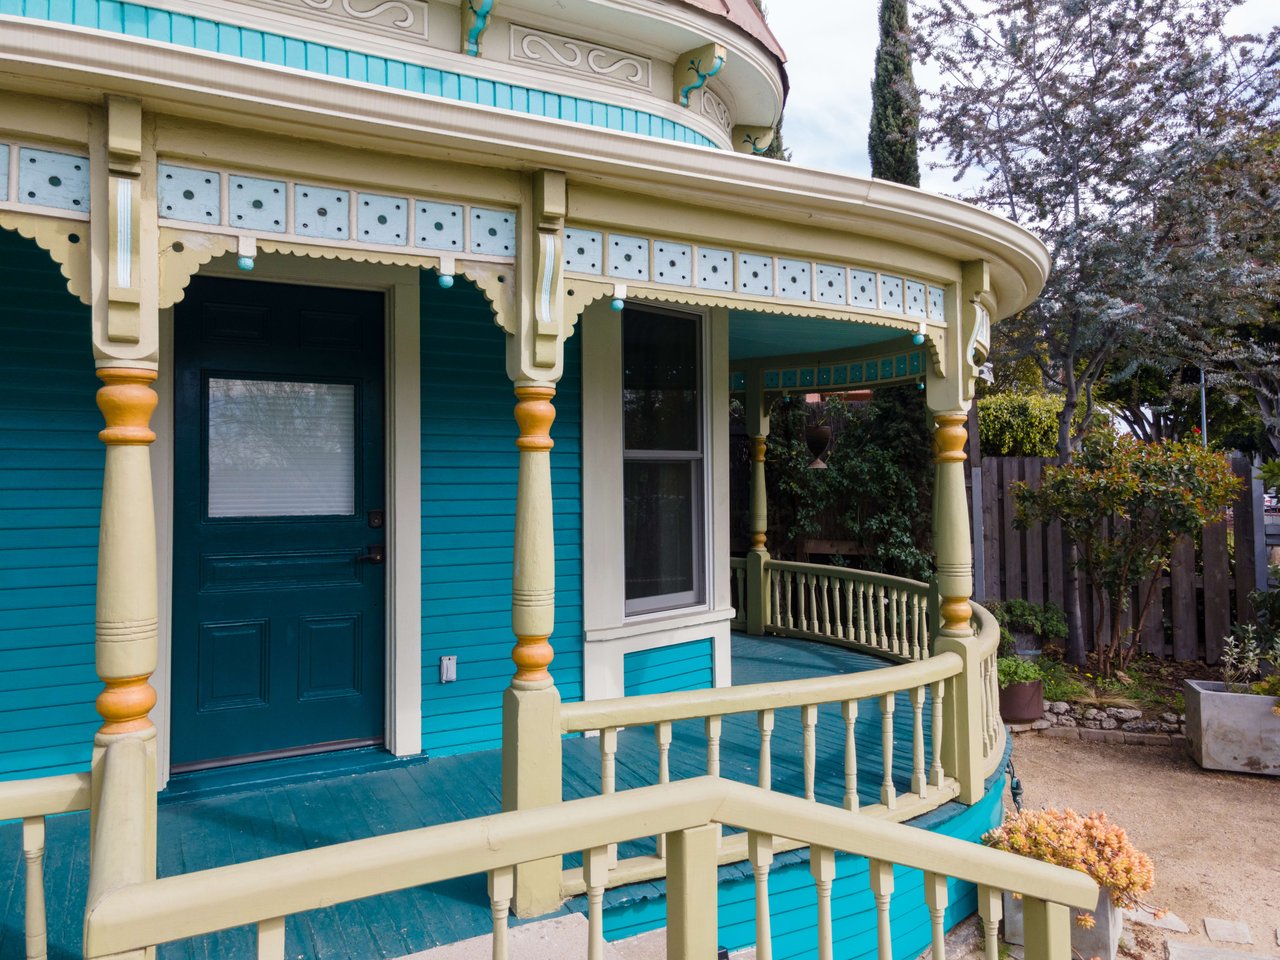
(420, 277, 582, 756)
(0, 230, 100, 781)
(602, 768, 1007, 960)
(2, 0, 717, 148)
(623, 638, 714, 696)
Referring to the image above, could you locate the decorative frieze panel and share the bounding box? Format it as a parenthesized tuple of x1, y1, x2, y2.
(156, 162, 517, 261)
(509, 25, 652, 91)
(563, 226, 948, 322)
(729, 349, 928, 394)
(15, 147, 91, 214)
(267, 0, 429, 41)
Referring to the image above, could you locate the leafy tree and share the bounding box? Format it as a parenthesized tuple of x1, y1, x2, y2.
(765, 387, 934, 580)
(1014, 433, 1239, 676)
(976, 393, 1066, 458)
(914, 0, 1278, 661)
(869, 0, 921, 186)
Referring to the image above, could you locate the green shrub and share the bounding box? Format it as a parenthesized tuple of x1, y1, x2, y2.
(989, 599, 1069, 643)
(997, 656, 1045, 688)
(977, 393, 1063, 458)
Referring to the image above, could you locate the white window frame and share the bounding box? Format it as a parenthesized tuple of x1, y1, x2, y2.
(620, 304, 710, 618)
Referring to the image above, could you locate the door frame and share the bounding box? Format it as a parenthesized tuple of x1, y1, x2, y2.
(153, 253, 423, 787)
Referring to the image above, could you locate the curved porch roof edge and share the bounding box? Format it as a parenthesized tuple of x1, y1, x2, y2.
(1, 18, 1048, 316)
(674, 0, 787, 63)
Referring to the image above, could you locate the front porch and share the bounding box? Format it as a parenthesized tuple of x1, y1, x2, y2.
(1, 634, 1003, 960)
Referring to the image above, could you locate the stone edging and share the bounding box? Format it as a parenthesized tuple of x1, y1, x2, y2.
(1009, 724, 1190, 748)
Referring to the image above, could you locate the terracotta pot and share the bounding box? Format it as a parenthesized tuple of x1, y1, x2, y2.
(998, 679, 1043, 724)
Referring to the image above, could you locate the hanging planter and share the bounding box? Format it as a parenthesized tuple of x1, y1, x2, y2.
(804, 423, 832, 470)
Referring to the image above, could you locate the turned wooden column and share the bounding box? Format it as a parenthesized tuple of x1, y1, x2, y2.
(510, 383, 556, 688)
(502, 382, 563, 918)
(930, 409, 983, 803)
(91, 366, 159, 872)
(745, 373, 771, 635)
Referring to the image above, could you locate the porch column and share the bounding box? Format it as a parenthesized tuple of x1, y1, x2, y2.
(91, 367, 159, 873)
(745, 371, 770, 635)
(930, 410, 983, 803)
(501, 382, 564, 918)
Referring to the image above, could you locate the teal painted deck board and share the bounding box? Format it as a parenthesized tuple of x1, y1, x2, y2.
(0, 635, 1007, 960)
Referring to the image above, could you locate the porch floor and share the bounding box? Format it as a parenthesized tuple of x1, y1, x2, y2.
(0, 635, 951, 960)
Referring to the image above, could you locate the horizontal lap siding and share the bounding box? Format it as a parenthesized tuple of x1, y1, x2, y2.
(420, 278, 582, 756)
(603, 771, 1007, 960)
(623, 639, 714, 696)
(0, 230, 100, 781)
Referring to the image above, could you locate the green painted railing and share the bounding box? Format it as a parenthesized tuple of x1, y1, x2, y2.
(972, 601, 1007, 780)
(83, 777, 1095, 960)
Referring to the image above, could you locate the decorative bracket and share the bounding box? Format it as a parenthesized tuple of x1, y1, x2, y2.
(960, 260, 991, 403)
(105, 97, 143, 344)
(0, 211, 91, 305)
(674, 43, 726, 107)
(531, 170, 566, 369)
(158, 228, 236, 309)
(462, 0, 495, 56)
(733, 125, 775, 155)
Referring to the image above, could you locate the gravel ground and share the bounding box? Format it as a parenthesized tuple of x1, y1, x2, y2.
(1009, 733, 1280, 958)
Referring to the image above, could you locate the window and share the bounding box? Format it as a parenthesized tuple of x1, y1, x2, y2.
(622, 307, 704, 614)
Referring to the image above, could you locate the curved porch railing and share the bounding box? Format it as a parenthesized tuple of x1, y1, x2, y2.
(83, 765, 1095, 960)
(972, 600, 1008, 779)
(558, 653, 964, 893)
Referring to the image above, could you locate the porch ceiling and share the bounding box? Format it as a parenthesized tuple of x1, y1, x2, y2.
(728, 309, 901, 361)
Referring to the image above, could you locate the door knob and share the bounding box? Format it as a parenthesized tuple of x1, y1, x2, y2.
(357, 545, 385, 564)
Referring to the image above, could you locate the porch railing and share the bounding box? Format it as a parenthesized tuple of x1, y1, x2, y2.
(557, 652, 964, 894)
(764, 560, 935, 661)
(972, 601, 1007, 777)
(83, 774, 1095, 960)
(0, 770, 92, 960)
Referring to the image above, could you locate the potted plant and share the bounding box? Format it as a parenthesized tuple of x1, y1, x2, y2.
(986, 808, 1161, 960)
(997, 655, 1045, 723)
(1185, 573, 1280, 775)
(990, 599, 1068, 659)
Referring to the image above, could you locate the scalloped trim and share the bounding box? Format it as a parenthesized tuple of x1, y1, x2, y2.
(158, 229, 236, 309)
(457, 260, 517, 333)
(256, 238, 444, 273)
(0, 211, 91, 305)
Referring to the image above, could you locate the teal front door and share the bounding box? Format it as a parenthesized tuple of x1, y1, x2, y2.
(172, 276, 386, 770)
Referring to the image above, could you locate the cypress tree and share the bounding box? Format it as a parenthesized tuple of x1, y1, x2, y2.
(868, 0, 921, 186)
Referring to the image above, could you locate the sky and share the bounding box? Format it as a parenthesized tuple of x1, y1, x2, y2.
(763, 0, 1280, 194)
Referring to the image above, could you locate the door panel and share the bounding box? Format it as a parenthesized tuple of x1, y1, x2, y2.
(172, 276, 386, 770)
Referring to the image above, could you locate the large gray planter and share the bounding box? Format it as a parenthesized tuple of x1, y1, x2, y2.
(1184, 679, 1280, 776)
(1003, 888, 1122, 960)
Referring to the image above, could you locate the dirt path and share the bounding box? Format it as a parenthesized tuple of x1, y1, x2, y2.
(1009, 733, 1280, 956)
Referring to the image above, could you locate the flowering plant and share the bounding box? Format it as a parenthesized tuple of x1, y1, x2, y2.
(983, 808, 1161, 927)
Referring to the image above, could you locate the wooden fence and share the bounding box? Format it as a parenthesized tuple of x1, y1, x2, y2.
(974, 455, 1267, 663)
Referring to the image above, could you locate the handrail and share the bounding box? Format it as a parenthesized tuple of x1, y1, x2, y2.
(560, 652, 961, 731)
(0, 771, 91, 960)
(761, 559, 933, 661)
(971, 601, 1008, 779)
(84, 777, 1097, 959)
(0, 772, 91, 822)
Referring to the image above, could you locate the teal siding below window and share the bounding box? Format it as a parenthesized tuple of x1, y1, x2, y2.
(602, 767, 1008, 960)
(0, 228, 100, 781)
(419, 276, 582, 756)
(3, 0, 718, 148)
(623, 638, 714, 697)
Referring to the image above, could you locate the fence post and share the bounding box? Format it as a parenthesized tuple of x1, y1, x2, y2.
(1022, 897, 1071, 960)
(666, 824, 721, 960)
